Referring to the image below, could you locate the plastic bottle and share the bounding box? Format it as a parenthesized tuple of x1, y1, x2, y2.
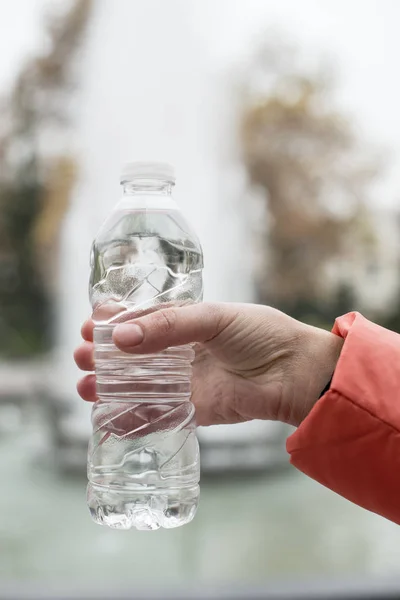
(86, 161, 203, 530)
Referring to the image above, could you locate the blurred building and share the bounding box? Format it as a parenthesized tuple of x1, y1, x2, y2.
(353, 208, 400, 315)
(324, 207, 400, 317)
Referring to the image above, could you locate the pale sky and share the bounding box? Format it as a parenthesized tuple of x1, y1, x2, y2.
(1, 0, 400, 207)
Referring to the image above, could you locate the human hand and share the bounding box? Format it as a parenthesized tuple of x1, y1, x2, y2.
(74, 303, 343, 428)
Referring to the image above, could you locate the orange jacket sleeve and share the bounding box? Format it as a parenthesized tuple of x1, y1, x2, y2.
(287, 312, 400, 524)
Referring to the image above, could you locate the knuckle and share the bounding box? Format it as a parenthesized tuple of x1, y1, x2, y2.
(205, 303, 238, 342)
(152, 308, 177, 335)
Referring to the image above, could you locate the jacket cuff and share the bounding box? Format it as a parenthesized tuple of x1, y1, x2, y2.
(286, 312, 400, 523)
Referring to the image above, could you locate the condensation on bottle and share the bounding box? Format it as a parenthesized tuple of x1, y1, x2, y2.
(86, 161, 203, 530)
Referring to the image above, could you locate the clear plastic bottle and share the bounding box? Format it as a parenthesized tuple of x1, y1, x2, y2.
(86, 162, 203, 530)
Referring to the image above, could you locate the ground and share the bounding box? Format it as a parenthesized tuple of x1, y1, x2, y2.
(1, 425, 400, 587)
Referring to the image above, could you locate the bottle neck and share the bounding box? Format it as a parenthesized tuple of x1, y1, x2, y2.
(122, 179, 173, 196)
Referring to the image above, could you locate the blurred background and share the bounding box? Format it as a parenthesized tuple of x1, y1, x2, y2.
(1, 0, 400, 598)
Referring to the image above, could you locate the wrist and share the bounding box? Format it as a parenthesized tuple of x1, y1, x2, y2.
(292, 326, 343, 426)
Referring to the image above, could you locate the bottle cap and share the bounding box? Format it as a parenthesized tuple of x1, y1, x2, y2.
(120, 161, 175, 184)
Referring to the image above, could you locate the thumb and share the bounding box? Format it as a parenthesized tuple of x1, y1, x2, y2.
(112, 303, 237, 354)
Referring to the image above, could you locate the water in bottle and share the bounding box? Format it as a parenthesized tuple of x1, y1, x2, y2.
(86, 161, 203, 530)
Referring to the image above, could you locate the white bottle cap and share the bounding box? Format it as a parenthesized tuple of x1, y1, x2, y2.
(120, 161, 175, 184)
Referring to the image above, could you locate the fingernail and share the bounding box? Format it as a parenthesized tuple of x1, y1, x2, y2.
(113, 323, 144, 347)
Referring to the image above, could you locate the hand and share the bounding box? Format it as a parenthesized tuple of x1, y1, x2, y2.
(74, 303, 343, 427)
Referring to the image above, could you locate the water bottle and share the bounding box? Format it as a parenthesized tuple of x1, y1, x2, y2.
(86, 161, 203, 530)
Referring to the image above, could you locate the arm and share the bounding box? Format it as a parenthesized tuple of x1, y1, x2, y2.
(287, 312, 400, 524)
(75, 304, 400, 524)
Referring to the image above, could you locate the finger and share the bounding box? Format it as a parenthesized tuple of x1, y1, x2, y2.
(81, 319, 94, 342)
(77, 374, 97, 402)
(93, 300, 127, 322)
(112, 302, 238, 354)
(74, 341, 94, 371)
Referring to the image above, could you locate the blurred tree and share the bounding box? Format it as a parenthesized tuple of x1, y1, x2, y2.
(240, 38, 378, 322)
(0, 0, 92, 357)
